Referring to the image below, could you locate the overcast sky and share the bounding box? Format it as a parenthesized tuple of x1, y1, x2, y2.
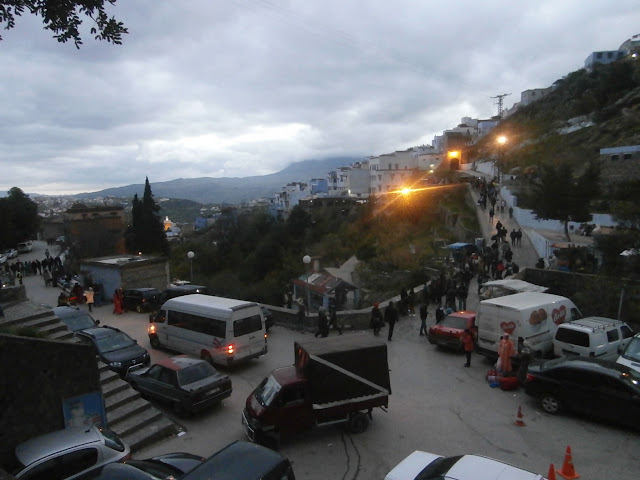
(1, 1, 638, 195)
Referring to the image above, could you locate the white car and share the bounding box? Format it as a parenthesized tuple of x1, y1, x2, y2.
(4, 248, 18, 259)
(0, 254, 6, 265)
(617, 332, 640, 373)
(385, 451, 546, 480)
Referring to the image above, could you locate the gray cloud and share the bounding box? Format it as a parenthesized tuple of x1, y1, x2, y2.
(0, 0, 638, 195)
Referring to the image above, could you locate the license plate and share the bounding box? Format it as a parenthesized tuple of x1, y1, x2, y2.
(205, 387, 220, 396)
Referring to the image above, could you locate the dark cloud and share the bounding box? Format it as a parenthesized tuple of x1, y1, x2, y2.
(0, 0, 638, 194)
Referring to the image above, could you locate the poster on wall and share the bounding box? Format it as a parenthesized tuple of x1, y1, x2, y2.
(62, 391, 107, 429)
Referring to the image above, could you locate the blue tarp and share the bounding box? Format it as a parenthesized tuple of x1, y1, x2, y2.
(446, 242, 476, 250)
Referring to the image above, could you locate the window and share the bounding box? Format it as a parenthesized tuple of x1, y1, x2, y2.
(570, 308, 582, 321)
(158, 368, 177, 387)
(146, 364, 164, 380)
(611, 154, 619, 160)
(168, 311, 226, 338)
(234, 315, 263, 337)
(623, 153, 632, 160)
(21, 448, 98, 480)
(555, 328, 589, 347)
(621, 326, 634, 339)
(607, 329, 620, 343)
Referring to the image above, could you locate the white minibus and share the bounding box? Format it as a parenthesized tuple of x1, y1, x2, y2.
(148, 294, 267, 366)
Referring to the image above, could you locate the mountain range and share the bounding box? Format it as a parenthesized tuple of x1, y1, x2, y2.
(74, 157, 360, 204)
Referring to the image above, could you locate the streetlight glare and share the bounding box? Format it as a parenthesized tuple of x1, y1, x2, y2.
(497, 135, 507, 145)
(400, 187, 411, 195)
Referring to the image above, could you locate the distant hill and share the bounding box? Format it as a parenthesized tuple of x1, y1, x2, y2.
(74, 157, 360, 204)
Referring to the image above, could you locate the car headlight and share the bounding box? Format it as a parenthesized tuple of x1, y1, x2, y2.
(110, 361, 122, 367)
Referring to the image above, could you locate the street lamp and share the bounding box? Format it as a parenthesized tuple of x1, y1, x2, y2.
(187, 251, 195, 282)
(496, 135, 507, 182)
(303, 255, 311, 316)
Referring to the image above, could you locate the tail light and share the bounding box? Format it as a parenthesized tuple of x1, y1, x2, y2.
(227, 344, 235, 355)
(148, 324, 156, 334)
(525, 373, 536, 382)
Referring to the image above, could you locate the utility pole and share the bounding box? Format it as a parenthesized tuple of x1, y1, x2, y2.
(491, 93, 511, 120)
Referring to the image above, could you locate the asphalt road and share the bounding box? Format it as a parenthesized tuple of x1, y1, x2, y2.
(15, 241, 640, 480)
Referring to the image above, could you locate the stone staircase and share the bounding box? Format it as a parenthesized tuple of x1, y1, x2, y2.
(0, 300, 180, 452)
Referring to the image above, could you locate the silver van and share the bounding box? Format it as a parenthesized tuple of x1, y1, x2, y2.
(553, 317, 634, 360)
(148, 294, 267, 367)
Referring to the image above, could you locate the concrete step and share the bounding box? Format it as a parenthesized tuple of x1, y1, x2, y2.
(99, 367, 121, 385)
(104, 387, 141, 412)
(107, 397, 153, 426)
(48, 328, 76, 341)
(4, 314, 60, 330)
(120, 417, 179, 453)
(37, 321, 69, 336)
(109, 406, 164, 439)
(101, 377, 130, 399)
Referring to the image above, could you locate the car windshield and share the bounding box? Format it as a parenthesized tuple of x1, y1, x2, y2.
(439, 315, 468, 329)
(178, 362, 216, 386)
(63, 314, 97, 332)
(95, 332, 135, 353)
(255, 375, 281, 407)
(621, 336, 640, 363)
(415, 455, 462, 479)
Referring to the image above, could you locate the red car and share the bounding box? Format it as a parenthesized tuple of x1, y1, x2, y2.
(428, 311, 477, 351)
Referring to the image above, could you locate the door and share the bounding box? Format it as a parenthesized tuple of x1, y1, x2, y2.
(141, 365, 179, 404)
(276, 384, 313, 434)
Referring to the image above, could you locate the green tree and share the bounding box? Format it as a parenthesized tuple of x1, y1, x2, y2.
(125, 178, 168, 255)
(528, 161, 600, 242)
(0, 0, 127, 47)
(0, 187, 40, 248)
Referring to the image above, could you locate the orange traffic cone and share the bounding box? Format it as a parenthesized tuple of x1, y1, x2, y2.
(556, 446, 580, 479)
(547, 464, 557, 480)
(514, 405, 526, 426)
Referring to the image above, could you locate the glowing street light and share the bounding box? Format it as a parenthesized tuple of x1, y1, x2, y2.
(496, 136, 508, 182)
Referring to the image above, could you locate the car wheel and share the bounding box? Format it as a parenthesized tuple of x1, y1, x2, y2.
(540, 393, 562, 414)
(149, 335, 160, 349)
(427, 336, 436, 345)
(347, 412, 369, 434)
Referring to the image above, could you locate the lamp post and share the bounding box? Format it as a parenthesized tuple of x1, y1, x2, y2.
(303, 255, 311, 316)
(187, 251, 195, 282)
(496, 135, 507, 182)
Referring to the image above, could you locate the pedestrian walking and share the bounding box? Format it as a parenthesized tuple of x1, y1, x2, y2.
(456, 282, 468, 311)
(328, 306, 342, 335)
(462, 329, 474, 367)
(517, 337, 533, 384)
(297, 300, 306, 330)
(370, 302, 384, 336)
(315, 308, 329, 338)
(385, 301, 398, 341)
(489, 208, 494, 224)
(419, 303, 429, 336)
(85, 287, 95, 312)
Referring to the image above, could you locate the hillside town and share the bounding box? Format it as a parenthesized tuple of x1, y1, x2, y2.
(1, 25, 640, 480)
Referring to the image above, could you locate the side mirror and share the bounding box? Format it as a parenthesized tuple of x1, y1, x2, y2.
(618, 346, 623, 354)
(96, 320, 100, 325)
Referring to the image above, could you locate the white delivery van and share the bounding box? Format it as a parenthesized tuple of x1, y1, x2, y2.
(476, 292, 582, 359)
(553, 317, 634, 360)
(148, 294, 267, 367)
(617, 332, 640, 373)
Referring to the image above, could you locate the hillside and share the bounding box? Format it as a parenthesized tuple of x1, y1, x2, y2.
(468, 59, 640, 196)
(74, 157, 360, 204)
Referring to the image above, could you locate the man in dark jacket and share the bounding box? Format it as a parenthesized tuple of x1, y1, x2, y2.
(385, 301, 398, 341)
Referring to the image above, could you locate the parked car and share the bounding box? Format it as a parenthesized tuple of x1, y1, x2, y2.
(384, 450, 544, 480)
(180, 441, 295, 480)
(126, 356, 232, 415)
(77, 326, 150, 377)
(523, 356, 640, 428)
(617, 332, 640, 373)
(16, 241, 33, 253)
(152, 284, 209, 312)
(427, 311, 476, 351)
(78, 452, 204, 479)
(12, 425, 129, 479)
(261, 305, 274, 331)
(54, 306, 100, 332)
(122, 288, 162, 313)
(553, 317, 634, 360)
(4, 248, 19, 259)
(0, 253, 6, 265)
